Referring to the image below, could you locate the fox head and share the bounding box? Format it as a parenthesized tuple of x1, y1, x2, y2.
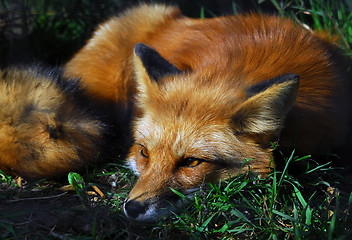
(123, 43, 299, 222)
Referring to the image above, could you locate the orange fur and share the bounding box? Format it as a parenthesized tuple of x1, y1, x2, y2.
(64, 4, 351, 222)
(64, 5, 182, 120)
(0, 67, 106, 179)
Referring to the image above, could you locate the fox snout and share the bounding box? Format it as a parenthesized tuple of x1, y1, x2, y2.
(124, 199, 146, 219)
(123, 186, 197, 222)
(123, 198, 173, 222)
(123, 198, 156, 222)
(123, 190, 190, 222)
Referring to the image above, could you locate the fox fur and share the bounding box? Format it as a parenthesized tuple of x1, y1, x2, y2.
(0, 66, 107, 179)
(1, 4, 345, 221)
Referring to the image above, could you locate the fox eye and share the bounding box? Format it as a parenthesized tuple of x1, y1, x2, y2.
(181, 158, 204, 168)
(140, 147, 149, 158)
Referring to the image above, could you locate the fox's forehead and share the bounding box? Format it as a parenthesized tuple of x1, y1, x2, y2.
(152, 75, 245, 117)
(134, 113, 214, 146)
(134, 111, 237, 159)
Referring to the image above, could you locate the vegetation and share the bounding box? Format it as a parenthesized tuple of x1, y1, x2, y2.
(166, 153, 352, 239)
(0, 0, 351, 239)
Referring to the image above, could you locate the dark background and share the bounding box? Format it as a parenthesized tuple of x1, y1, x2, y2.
(0, 0, 350, 68)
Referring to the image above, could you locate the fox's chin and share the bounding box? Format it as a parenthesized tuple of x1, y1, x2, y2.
(123, 203, 172, 223)
(123, 188, 199, 222)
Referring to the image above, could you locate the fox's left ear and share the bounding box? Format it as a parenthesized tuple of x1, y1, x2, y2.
(133, 43, 182, 100)
(232, 74, 300, 140)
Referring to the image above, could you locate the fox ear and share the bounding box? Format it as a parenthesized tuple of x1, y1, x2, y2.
(133, 43, 182, 101)
(232, 74, 299, 138)
(134, 43, 181, 81)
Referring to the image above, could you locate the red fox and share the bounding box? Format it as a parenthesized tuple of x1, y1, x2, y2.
(0, 66, 107, 179)
(64, 4, 351, 221)
(0, 4, 348, 222)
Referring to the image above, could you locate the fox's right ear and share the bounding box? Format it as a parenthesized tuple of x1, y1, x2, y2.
(231, 74, 300, 142)
(133, 43, 182, 101)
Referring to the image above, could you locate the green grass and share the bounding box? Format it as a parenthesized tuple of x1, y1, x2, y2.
(267, 0, 352, 51)
(162, 154, 352, 239)
(0, 0, 351, 239)
(2, 152, 350, 239)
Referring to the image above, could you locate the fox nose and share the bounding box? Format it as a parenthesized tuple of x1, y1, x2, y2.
(124, 199, 147, 219)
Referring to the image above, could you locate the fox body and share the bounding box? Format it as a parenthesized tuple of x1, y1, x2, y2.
(0, 67, 106, 179)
